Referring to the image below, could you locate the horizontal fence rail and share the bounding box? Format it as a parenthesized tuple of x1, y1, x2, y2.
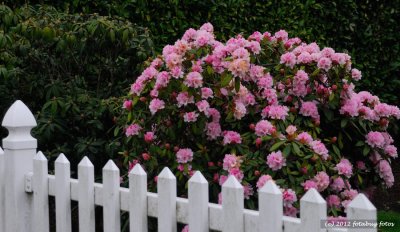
(0, 100, 378, 232)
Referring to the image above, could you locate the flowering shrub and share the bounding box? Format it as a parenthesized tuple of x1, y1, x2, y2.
(119, 23, 399, 217)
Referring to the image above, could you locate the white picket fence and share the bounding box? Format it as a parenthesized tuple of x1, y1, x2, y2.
(0, 100, 377, 232)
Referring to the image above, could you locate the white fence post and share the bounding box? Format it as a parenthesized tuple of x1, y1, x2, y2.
(300, 188, 327, 232)
(188, 171, 209, 232)
(158, 167, 177, 232)
(222, 175, 244, 232)
(103, 160, 120, 232)
(1, 100, 37, 232)
(259, 180, 282, 232)
(0, 147, 4, 232)
(78, 157, 95, 232)
(55, 154, 72, 232)
(129, 164, 148, 232)
(347, 194, 377, 232)
(33, 151, 49, 232)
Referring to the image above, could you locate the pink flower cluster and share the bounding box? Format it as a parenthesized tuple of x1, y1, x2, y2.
(266, 151, 286, 171)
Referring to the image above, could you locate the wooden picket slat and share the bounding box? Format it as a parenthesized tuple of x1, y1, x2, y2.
(129, 164, 148, 232)
(78, 157, 95, 232)
(347, 194, 377, 232)
(222, 175, 244, 232)
(0, 147, 4, 232)
(158, 167, 177, 232)
(33, 151, 49, 232)
(300, 188, 327, 232)
(55, 153, 72, 232)
(259, 180, 282, 232)
(188, 171, 209, 232)
(103, 160, 120, 232)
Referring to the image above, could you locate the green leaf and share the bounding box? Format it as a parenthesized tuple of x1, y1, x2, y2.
(363, 146, 371, 156)
(341, 119, 348, 128)
(355, 141, 364, 147)
(235, 76, 240, 92)
(292, 142, 301, 155)
(221, 73, 233, 87)
(269, 140, 286, 151)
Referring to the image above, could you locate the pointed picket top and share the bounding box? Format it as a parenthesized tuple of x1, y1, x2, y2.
(2, 100, 37, 128)
(78, 156, 94, 167)
(348, 193, 376, 211)
(103, 160, 119, 171)
(189, 171, 207, 184)
(55, 153, 70, 164)
(34, 151, 47, 161)
(301, 188, 325, 204)
(222, 175, 243, 189)
(158, 167, 175, 179)
(259, 180, 281, 194)
(130, 163, 146, 176)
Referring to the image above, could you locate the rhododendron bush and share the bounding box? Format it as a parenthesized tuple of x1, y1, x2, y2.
(119, 23, 399, 217)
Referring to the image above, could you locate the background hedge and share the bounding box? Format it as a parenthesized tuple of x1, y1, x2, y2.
(0, 1, 399, 179)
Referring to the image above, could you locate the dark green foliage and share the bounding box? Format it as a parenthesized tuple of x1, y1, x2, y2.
(0, 4, 154, 169)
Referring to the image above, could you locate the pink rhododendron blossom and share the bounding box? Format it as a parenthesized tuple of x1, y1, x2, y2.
(229, 168, 244, 182)
(330, 177, 346, 192)
(351, 68, 362, 81)
(313, 171, 330, 192)
(255, 120, 275, 136)
(310, 140, 329, 160)
(243, 184, 254, 199)
(335, 159, 353, 178)
(284, 205, 298, 217)
(201, 87, 214, 99)
(296, 132, 313, 144)
(302, 180, 317, 191)
(122, 100, 133, 110)
(376, 160, 394, 188)
(267, 151, 286, 171)
(317, 57, 332, 71)
(219, 175, 228, 186)
(261, 105, 289, 120)
(183, 111, 199, 122)
(356, 161, 367, 170)
(144, 132, 155, 143)
(256, 175, 273, 189)
(176, 148, 194, 164)
(184, 71, 203, 88)
(205, 122, 221, 140)
(181, 225, 189, 232)
(365, 131, 385, 148)
(222, 131, 242, 145)
(282, 189, 297, 206)
(280, 52, 296, 68)
(233, 101, 247, 119)
(341, 189, 358, 200)
(285, 125, 297, 135)
(223, 154, 239, 171)
(125, 124, 142, 137)
(299, 101, 320, 121)
(149, 98, 165, 115)
(196, 100, 210, 113)
(206, 108, 221, 122)
(176, 92, 194, 107)
(327, 195, 341, 208)
(384, 145, 398, 158)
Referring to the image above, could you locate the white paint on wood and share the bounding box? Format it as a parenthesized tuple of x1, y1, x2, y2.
(158, 167, 177, 232)
(102, 160, 120, 232)
(55, 154, 72, 232)
(33, 152, 49, 232)
(222, 175, 244, 232)
(300, 188, 326, 232)
(0, 147, 5, 232)
(347, 194, 376, 232)
(78, 157, 95, 232)
(188, 171, 209, 232)
(2, 100, 36, 232)
(129, 164, 147, 232)
(259, 180, 282, 232)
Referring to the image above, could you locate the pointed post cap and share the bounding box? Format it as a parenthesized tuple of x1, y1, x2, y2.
(78, 156, 94, 167)
(348, 193, 376, 211)
(34, 151, 47, 161)
(300, 188, 325, 204)
(259, 180, 281, 194)
(158, 167, 176, 179)
(129, 163, 146, 176)
(55, 153, 70, 164)
(2, 100, 37, 128)
(103, 160, 119, 172)
(189, 171, 207, 184)
(222, 175, 243, 189)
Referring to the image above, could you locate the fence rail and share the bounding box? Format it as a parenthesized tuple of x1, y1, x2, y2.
(0, 100, 377, 232)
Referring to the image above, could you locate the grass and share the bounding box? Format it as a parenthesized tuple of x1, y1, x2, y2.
(377, 210, 400, 232)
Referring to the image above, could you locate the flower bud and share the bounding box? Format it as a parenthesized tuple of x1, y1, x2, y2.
(254, 170, 260, 176)
(255, 137, 262, 147)
(331, 137, 337, 143)
(249, 123, 255, 131)
(142, 152, 151, 161)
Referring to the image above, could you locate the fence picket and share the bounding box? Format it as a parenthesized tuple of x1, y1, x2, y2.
(158, 167, 177, 232)
(259, 180, 282, 232)
(222, 175, 244, 232)
(33, 151, 49, 232)
(103, 160, 120, 232)
(188, 171, 209, 232)
(347, 194, 376, 232)
(0, 147, 4, 232)
(55, 154, 72, 232)
(300, 188, 327, 232)
(78, 157, 95, 232)
(129, 164, 148, 232)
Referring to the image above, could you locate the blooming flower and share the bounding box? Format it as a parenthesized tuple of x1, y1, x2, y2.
(144, 132, 155, 143)
(176, 148, 194, 164)
(335, 159, 353, 178)
(266, 151, 286, 171)
(310, 140, 329, 160)
(365, 131, 385, 148)
(125, 124, 142, 137)
(222, 131, 242, 145)
(282, 189, 297, 206)
(183, 111, 199, 122)
(149, 98, 165, 115)
(255, 120, 275, 136)
(313, 171, 330, 192)
(256, 175, 273, 189)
